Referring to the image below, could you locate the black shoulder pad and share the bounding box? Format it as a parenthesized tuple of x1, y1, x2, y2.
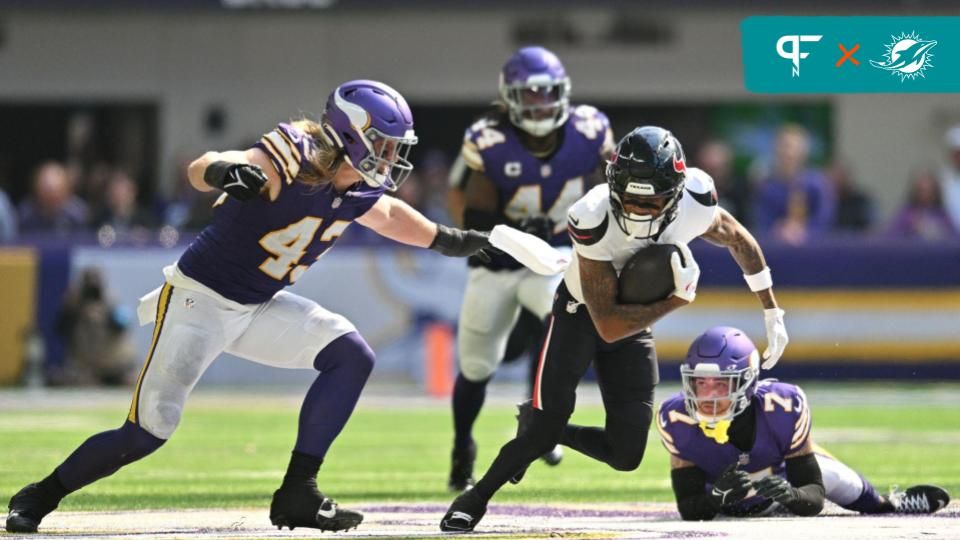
(567, 213, 608, 246)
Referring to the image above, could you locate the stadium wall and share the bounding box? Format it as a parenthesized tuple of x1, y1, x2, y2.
(1, 240, 957, 386)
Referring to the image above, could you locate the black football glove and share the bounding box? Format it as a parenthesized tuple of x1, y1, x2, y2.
(709, 464, 752, 507)
(753, 475, 798, 505)
(203, 161, 269, 202)
(517, 216, 554, 242)
(430, 224, 492, 261)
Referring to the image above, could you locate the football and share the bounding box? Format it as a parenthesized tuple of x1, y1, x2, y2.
(618, 244, 681, 304)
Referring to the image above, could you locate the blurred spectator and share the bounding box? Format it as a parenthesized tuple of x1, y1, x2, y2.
(0, 187, 16, 243)
(827, 159, 874, 232)
(753, 124, 834, 243)
(395, 171, 424, 210)
(54, 267, 136, 386)
(417, 149, 455, 225)
(940, 125, 960, 229)
(697, 139, 751, 225)
(17, 161, 90, 234)
(887, 168, 958, 241)
(94, 169, 155, 233)
(80, 161, 117, 218)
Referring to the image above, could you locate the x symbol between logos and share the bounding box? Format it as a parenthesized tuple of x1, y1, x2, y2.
(836, 43, 860, 67)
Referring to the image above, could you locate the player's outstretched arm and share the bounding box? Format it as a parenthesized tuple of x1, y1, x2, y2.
(357, 196, 490, 257)
(700, 208, 788, 369)
(579, 254, 688, 343)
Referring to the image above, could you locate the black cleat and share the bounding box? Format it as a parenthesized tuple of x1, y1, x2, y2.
(440, 489, 487, 532)
(890, 485, 951, 514)
(448, 440, 477, 492)
(269, 482, 363, 532)
(6, 483, 60, 533)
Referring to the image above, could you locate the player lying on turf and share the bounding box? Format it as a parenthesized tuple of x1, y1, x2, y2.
(658, 326, 951, 519)
(6, 80, 490, 535)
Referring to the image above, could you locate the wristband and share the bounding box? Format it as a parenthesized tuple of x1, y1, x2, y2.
(744, 267, 773, 292)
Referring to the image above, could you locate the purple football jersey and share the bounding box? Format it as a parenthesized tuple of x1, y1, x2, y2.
(461, 105, 613, 269)
(657, 380, 812, 508)
(178, 123, 384, 304)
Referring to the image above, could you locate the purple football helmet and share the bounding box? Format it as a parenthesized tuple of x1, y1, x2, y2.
(321, 80, 418, 191)
(680, 326, 760, 425)
(499, 46, 571, 137)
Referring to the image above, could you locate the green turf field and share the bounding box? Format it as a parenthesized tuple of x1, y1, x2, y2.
(1, 385, 958, 513)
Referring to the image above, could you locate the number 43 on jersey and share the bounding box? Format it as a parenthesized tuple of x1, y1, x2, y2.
(258, 217, 349, 283)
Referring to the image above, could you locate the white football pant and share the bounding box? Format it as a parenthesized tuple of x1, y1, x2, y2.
(129, 265, 356, 439)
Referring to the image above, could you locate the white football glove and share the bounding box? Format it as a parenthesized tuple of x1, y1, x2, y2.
(761, 308, 788, 369)
(669, 242, 700, 303)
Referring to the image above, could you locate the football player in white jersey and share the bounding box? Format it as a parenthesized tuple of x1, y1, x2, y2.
(441, 126, 789, 532)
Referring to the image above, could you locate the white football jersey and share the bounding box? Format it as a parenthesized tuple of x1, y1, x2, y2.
(563, 167, 720, 303)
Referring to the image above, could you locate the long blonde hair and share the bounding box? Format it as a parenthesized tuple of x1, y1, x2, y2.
(291, 119, 344, 187)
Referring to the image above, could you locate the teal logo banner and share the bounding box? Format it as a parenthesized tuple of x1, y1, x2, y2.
(742, 16, 959, 92)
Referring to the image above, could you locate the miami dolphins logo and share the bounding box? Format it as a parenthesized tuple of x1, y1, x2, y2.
(869, 31, 937, 81)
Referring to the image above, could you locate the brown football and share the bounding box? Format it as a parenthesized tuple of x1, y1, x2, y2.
(618, 244, 681, 304)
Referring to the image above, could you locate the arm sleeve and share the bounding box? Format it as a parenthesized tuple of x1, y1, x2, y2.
(671, 467, 720, 521)
(782, 453, 826, 516)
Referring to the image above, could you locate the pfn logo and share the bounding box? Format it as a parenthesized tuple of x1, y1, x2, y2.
(776, 34, 823, 77)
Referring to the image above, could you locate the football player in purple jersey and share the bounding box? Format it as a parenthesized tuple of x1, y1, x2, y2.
(5, 80, 490, 535)
(447, 46, 616, 492)
(658, 326, 950, 519)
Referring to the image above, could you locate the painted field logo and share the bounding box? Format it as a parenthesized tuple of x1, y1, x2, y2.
(869, 31, 938, 81)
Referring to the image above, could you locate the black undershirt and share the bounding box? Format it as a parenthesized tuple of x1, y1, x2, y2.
(727, 402, 757, 452)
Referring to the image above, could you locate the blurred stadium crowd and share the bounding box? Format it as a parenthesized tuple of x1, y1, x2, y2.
(1, 122, 960, 246)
